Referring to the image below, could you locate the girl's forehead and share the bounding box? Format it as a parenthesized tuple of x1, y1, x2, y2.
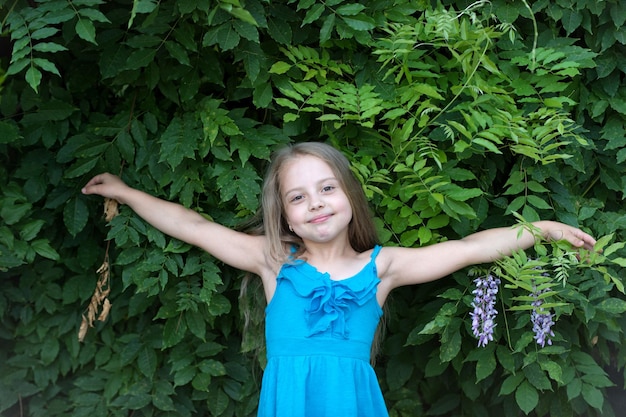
(279, 155, 336, 188)
(282, 155, 333, 173)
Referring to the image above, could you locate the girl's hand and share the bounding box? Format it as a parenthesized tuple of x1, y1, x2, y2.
(82, 173, 130, 203)
(543, 222, 596, 251)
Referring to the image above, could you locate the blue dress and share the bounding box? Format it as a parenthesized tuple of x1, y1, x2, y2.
(258, 246, 389, 417)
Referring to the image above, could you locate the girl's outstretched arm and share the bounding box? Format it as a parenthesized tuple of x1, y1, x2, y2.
(82, 173, 270, 276)
(377, 221, 596, 292)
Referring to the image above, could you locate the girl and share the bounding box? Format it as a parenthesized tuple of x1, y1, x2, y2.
(82, 142, 595, 417)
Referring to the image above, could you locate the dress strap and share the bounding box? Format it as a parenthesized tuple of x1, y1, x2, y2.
(370, 245, 382, 261)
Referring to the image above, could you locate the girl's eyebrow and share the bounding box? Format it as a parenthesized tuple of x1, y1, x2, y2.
(282, 177, 339, 196)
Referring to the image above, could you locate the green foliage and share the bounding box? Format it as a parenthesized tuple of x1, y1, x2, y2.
(1, 0, 624, 416)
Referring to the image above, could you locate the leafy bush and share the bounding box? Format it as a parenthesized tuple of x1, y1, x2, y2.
(0, 0, 624, 416)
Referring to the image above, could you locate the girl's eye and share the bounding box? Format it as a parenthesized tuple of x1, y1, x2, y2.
(322, 185, 335, 192)
(290, 195, 303, 202)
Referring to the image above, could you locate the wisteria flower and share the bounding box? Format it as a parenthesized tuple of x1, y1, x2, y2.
(470, 274, 501, 347)
(530, 286, 556, 347)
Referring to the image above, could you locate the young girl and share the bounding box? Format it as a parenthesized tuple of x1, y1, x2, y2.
(82, 142, 595, 417)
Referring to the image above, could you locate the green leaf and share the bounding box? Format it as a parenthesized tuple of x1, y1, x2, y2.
(64, 157, 99, 178)
(610, 2, 626, 28)
(25, 66, 43, 92)
(137, 346, 157, 378)
(207, 294, 231, 316)
(1, 200, 32, 225)
(561, 9, 583, 35)
(125, 48, 157, 70)
(40, 337, 60, 365)
(341, 14, 376, 31)
(20, 219, 46, 241)
(31, 239, 60, 261)
(499, 373, 524, 395)
(115, 130, 136, 162)
(269, 61, 292, 74)
(515, 381, 538, 414)
(174, 366, 196, 387)
(581, 373, 614, 388)
(386, 357, 413, 390)
(320, 13, 335, 44)
(215, 23, 241, 51)
(336, 3, 366, 16)
(419, 303, 457, 335)
(216, 165, 261, 211)
(100, 44, 130, 79)
(0, 121, 20, 144)
(426, 214, 449, 229)
(118, 393, 152, 410)
(439, 324, 461, 363)
(496, 345, 515, 373)
(158, 116, 199, 170)
(232, 20, 260, 42)
(6, 58, 30, 76)
(206, 388, 230, 416)
(581, 383, 604, 410)
(164, 41, 191, 66)
(424, 355, 448, 378)
(32, 42, 68, 53)
(163, 317, 187, 348)
(526, 195, 552, 210)
(30, 27, 61, 40)
(475, 348, 496, 382)
(76, 19, 97, 44)
(78, 8, 112, 23)
(597, 298, 626, 314)
(199, 359, 226, 376)
(610, 257, 626, 267)
(438, 288, 463, 301)
(566, 377, 582, 400)
(414, 83, 445, 100)
(267, 18, 292, 45)
(152, 392, 176, 411)
(472, 138, 502, 154)
(427, 393, 460, 415)
(185, 309, 207, 341)
(523, 362, 552, 390)
(129, 0, 158, 28)
(382, 108, 408, 120)
(506, 196, 526, 215)
(400, 229, 419, 246)
(225, 6, 258, 26)
(302, 3, 324, 25)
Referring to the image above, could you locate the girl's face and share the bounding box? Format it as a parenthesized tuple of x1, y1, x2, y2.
(279, 155, 353, 246)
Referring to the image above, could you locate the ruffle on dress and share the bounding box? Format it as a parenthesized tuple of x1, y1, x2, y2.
(276, 258, 380, 339)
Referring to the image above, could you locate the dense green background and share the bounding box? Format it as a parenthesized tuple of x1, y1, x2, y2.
(1, 0, 625, 416)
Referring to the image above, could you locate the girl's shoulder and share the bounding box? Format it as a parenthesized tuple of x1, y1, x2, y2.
(374, 245, 425, 282)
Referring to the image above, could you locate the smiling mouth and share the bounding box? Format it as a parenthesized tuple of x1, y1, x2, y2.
(309, 214, 332, 224)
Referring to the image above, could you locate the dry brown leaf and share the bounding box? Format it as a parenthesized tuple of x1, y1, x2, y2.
(79, 255, 113, 342)
(96, 260, 109, 275)
(78, 315, 89, 342)
(104, 198, 119, 222)
(98, 298, 112, 322)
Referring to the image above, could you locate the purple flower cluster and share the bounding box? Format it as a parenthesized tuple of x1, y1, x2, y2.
(470, 274, 501, 347)
(530, 287, 555, 347)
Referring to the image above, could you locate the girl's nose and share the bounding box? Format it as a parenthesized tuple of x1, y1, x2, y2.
(309, 198, 324, 210)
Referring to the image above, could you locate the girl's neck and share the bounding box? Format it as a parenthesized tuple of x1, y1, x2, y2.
(300, 238, 358, 262)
